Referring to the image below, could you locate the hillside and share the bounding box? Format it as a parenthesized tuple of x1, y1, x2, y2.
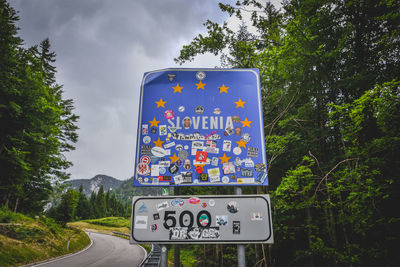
(113, 177, 162, 204)
(65, 174, 124, 197)
(0, 207, 90, 267)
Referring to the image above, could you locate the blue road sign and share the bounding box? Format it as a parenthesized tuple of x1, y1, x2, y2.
(134, 69, 268, 186)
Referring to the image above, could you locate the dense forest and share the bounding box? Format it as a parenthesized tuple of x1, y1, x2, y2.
(176, 0, 400, 266)
(0, 0, 79, 214)
(47, 185, 128, 226)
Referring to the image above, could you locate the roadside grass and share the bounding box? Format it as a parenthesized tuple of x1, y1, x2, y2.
(0, 207, 90, 267)
(68, 217, 131, 235)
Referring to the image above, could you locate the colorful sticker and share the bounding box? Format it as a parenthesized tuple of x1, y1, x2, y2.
(227, 201, 239, 214)
(233, 147, 242, 155)
(159, 125, 167, 136)
(156, 201, 169, 211)
(247, 147, 259, 158)
(142, 124, 149, 135)
(251, 212, 263, 221)
(164, 110, 175, 119)
(188, 197, 201, 204)
(216, 215, 228, 226)
(233, 221, 240, 234)
(199, 214, 210, 226)
(134, 216, 148, 229)
(171, 198, 184, 207)
(151, 223, 158, 232)
(223, 140, 232, 152)
(196, 151, 207, 162)
(138, 203, 148, 213)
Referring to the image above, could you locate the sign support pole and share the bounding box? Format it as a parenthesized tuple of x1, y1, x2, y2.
(174, 187, 181, 267)
(160, 187, 169, 267)
(235, 187, 246, 267)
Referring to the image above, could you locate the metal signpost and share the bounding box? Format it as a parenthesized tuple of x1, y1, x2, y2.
(132, 69, 272, 267)
(130, 195, 273, 244)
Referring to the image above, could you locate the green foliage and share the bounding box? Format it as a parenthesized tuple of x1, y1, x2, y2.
(175, 0, 400, 266)
(83, 217, 130, 228)
(0, 207, 90, 266)
(0, 0, 79, 214)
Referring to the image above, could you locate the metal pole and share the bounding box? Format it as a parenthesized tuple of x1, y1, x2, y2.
(235, 187, 246, 267)
(174, 187, 181, 267)
(160, 187, 169, 267)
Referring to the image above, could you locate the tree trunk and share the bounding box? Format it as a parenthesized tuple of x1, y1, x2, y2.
(13, 197, 19, 213)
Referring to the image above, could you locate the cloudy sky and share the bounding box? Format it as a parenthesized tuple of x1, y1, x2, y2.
(11, 0, 279, 181)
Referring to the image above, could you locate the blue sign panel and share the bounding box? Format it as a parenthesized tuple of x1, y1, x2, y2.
(134, 69, 268, 186)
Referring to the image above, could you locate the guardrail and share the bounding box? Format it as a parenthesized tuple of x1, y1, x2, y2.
(139, 244, 161, 267)
(112, 232, 160, 267)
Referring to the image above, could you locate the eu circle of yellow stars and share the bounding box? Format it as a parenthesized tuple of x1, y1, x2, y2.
(148, 80, 254, 165)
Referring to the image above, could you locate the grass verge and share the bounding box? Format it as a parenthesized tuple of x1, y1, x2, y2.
(68, 216, 131, 236)
(0, 207, 90, 267)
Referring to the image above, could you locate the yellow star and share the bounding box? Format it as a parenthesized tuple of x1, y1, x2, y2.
(234, 98, 246, 108)
(149, 117, 160, 128)
(195, 80, 206, 90)
(153, 137, 165, 147)
(219, 153, 231, 164)
(169, 153, 179, 163)
(172, 83, 183, 93)
(218, 84, 229, 93)
(155, 98, 167, 108)
(236, 139, 248, 148)
(240, 117, 252, 128)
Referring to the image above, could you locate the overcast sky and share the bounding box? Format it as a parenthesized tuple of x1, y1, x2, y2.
(11, 0, 279, 181)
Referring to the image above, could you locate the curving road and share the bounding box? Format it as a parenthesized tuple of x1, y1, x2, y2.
(33, 232, 146, 267)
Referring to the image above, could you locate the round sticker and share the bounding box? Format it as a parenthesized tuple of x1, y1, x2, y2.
(169, 164, 179, 174)
(184, 159, 191, 170)
(233, 147, 242, 155)
(144, 177, 149, 183)
(214, 108, 221, 115)
(234, 157, 242, 166)
(176, 144, 183, 151)
(143, 136, 151, 144)
(199, 214, 210, 226)
(178, 106, 185, 112)
(176, 159, 183, 167)
(140, 155, 151, 164)
(242, 133, 251, 142)
(178, 150, 189, 160)
(227, 201, 239, 214)
(232, 115, 240, 123)
(137, 163, 150, 175)
(209, 199, 215, 207)
(137, 177, 143, 183)
(159, 167, 166, 174)
(164, 110, 175, 119)
(196, 71, 206, 80)
(195, 106, 205, 114)
(193, 179, 199, 184)
(184, 145, 189, 150)
(201, 202, 207, 208)
(222, 176, 230, 183)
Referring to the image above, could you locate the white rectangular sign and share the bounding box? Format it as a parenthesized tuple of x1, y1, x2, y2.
(130, 195, 273, 244)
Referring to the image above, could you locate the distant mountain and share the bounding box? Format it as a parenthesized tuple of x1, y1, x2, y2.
(65, 174, 124, 197)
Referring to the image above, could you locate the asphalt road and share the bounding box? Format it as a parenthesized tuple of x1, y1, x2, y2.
(34, 232, 146, 267)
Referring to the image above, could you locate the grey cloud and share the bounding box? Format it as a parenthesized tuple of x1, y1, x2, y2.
(10, 0, 232, 180)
